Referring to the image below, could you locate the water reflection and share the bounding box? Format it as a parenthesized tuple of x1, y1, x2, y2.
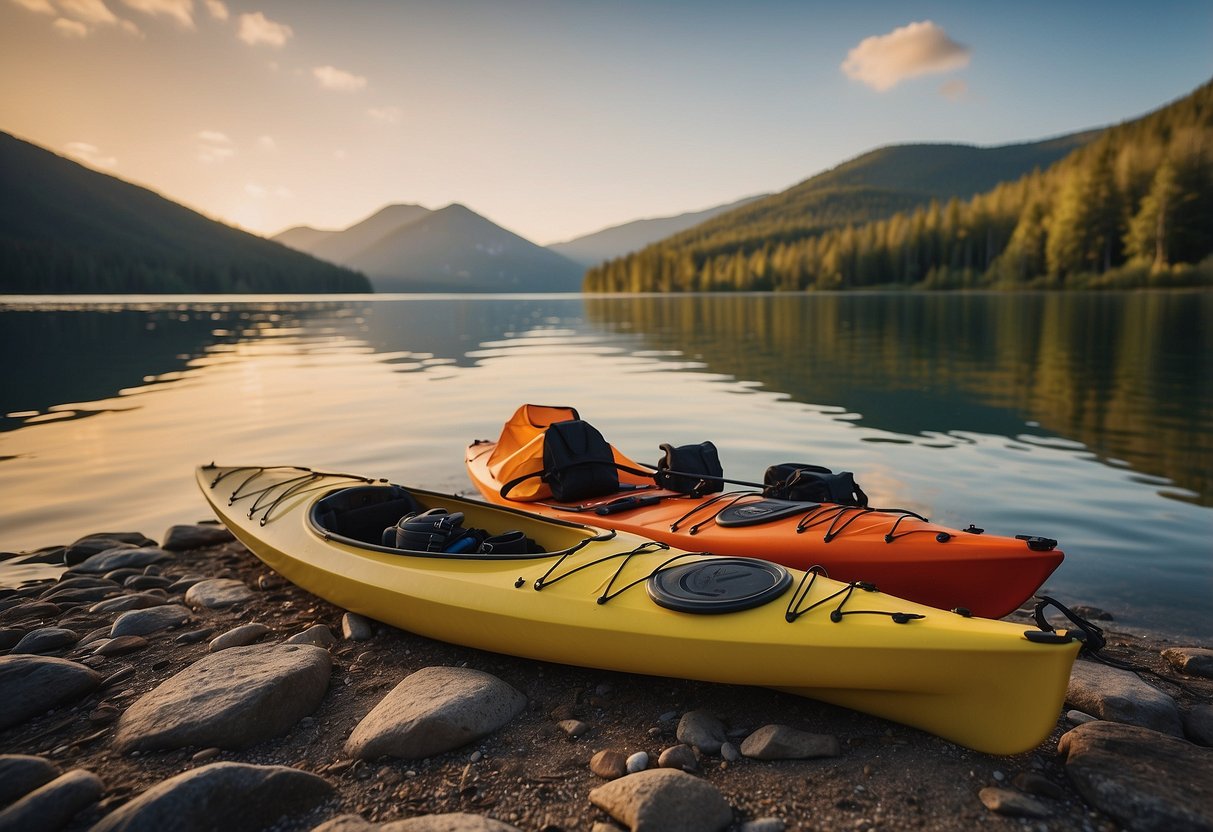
(584, 292, 1212, 506)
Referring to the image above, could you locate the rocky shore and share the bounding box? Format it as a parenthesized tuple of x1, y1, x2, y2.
(1, 524, 1211, 832)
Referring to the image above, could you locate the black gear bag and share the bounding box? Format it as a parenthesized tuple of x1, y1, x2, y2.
(762, 462, 869, 507)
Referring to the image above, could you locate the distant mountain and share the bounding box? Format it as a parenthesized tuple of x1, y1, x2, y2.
(275, 202, 583, 292)
(0, 131, 370, 294)
(550, 194, 767, 266)
(272, 225, 336, 252)
(588, 79, 1212, 292)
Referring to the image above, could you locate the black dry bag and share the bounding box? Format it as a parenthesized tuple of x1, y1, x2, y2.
(654, 441, 724, 496)
(762, 462, 868, 507)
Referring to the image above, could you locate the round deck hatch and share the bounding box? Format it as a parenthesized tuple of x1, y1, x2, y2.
(648, 558, 792, 614)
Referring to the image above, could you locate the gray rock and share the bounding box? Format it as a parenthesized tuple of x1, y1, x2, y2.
(110, 604, 191, 637)
(1066, 709, 1098, 726)
(1058, 720, 1213, 831)
(739, 820, 785, 832)
(44, 576, 118, 593)
(0, 755, 60, 806)
(114, 643, 331, 751)
(0, 656, 102, 730)
(0, 601, 60, 625)
(657, 744, 698, 771)
(312, 814, 523, 832)
(209, 623, 271, 652)
(591, 749, 629, 780)
(589, 768, 733, 832)
(739, 725, 841, 760)
(341, 612, 374, 641)
(1162, 646, 1213, 678)
(9, 627, 78, 654)
(124, 575, 173, 591)
(90, 762, 333, 832)
(63, 539, 136, 566)
(720, 742, 741, 763)
(174, 627, 216, 645)
(1066, 660, 1183, 736)
(93, 635, 149, 657)
(676, 710, 727, 755)
(185, 578, 254, 610)
(167, 576, 209, 594)
(381, 815, 523, 831)
(89, 592, 169, 614)
(978, 786, 1051, 818)
(40, 585, 120, 604)
(287, 624, 336, 647)
(68, 547, 173, 574)
(1012, 771, 1065, 799)
(162, 523, 235, 551)
(312, 816, 377, 832)
(0, 628, 24, 650)
(558, 719, 590, 738)
(345, 666, 526, 760)
(626, 751, 649, 773)
(0, 769, 103, 831)
(1185, 703, 1213, 747)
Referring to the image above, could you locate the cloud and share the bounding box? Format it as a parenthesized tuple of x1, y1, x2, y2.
(237, 11, 291, 47)
(313, 65, 367, 92)
(841, 20, 971, 92)
(11, 0, 56, 14)
(940, 79, 968, 101)
(367, 105, 402, 124)
(52, 16, 89, 35)
(244, 182, 267, 198)
(244, 182, 294, 200)
(197, 129, 235, 163)
(257, 135, 276, 151)
(203, 0, 226, 21)
(120, 0, 192, 28)
(64, 141, 117, 169)
(59, 0, 117, 25)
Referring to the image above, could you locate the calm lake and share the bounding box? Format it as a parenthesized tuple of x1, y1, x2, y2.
(2, 291, 1210, 640)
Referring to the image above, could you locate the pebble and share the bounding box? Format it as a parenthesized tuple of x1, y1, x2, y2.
(125, 574, 173, 590)
(110, 604, 192, 637)
(342, 612, 374, 641)
(94, 635, 149, 657)
(625, 751, 649, 773)
(209, 623, 272, 652)
(590, 749, 628, 779)
(0, 655, 102, 730)
(287, 624, 337, 647)
(740, 724, 841, 760)
(90, 592, 170, 613)
(175, 627, 217, 645)
(739, 820, 786, 832)
(184, 578, 255, 610)
(69, 546, 173, 574)
(979, 786, 1051, 818)
(558, 719, 590, 739)
(162, 523, 235, 551)
(1185, 703, 1213, 746)
(720, 741, 741, 762)
(0, 754, 61, 805)
(1066, 709, 1098, 726)
(676, 709, 727, 755)
(657, 743, 698, 771)
(9, 627, 79, 654)
(0, 768, 104, 830)
(1161, 646, 1213, 678)
(589, 768, 732, 832)
(1013, 771, 1065, 799)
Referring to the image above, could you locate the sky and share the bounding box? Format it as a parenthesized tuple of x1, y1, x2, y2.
(1, 1, 1211, 246)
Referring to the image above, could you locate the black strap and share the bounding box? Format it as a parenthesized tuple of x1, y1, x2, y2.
(499, 460, 656, 499)
(1032, 595, 1106, 653)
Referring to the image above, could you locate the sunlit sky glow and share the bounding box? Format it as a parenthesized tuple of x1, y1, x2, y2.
(1, 0, 1210, 245)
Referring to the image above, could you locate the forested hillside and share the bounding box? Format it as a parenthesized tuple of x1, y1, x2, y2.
(0, 132, 371, 294)
(586, 80, 1213, 292)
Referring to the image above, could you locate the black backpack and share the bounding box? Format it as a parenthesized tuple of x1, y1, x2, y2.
(500, 420, 652, 502)
(762, 462, 869, 507)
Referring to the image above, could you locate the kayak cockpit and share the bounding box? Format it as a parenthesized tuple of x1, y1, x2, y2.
(309, 482, 607, 560)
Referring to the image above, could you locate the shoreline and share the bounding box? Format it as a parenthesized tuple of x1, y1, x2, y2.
(2, 524, 1210, 831)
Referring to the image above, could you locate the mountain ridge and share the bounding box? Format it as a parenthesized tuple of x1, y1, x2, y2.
(0, 131, 370, 294)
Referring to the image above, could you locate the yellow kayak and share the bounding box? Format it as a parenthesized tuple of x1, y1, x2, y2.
(196, 464, 1081, 755)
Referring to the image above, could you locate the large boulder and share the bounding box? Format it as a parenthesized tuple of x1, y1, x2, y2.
(0, 656, 102, 730)
(345, 666, 526, 760)
(114, 643, 331, 751)
(1066, 660, 1183, 736)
